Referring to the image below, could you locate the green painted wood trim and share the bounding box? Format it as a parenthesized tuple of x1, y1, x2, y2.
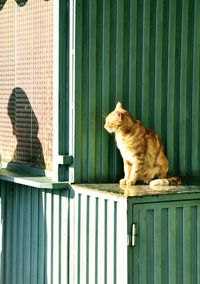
(0, 169, 68, 189)
(58, 0, 71, 181)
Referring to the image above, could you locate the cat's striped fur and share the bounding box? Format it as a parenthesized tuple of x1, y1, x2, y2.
(104, 102, 181, 186)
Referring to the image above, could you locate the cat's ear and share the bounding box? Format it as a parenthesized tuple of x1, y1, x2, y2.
(115, 102, 123, 110)
(115, 111, 124, 120)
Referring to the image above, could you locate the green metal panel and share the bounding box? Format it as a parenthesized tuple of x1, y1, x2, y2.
(58, 0, 71, 181)
(74, 0, 200, 182)
(69, 185, 128, 284)
(0, 182, 128, 284)
(0, 181, 70, 284)
(129, 200, 200, 284)
(1, 182, 200, 283)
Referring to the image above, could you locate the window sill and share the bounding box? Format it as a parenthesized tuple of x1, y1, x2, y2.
(0, 168, 68, 189)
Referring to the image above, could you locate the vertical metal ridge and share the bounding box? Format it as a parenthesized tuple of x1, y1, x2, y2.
(12, 185, 18, 283)
(141, 0, 151, 126)
(176, 207, 183, 284)
(115, 0, 125, 180)
(179, 0, 189, 175)
(81, 0, 89, 182)
(161, 208, 169, 284)
(109, 0, 119, 181)
(136, 0, 143, 121)
(38, 190, 46, 284)
(52, 192, 61, 284)
(187, 0, 195, 176)
(167, 0, 177, 174)
(31, 187, 39, 284)
(88, 0, 97, 181)
(4, 183, 11, 284)
(191, 0, 200, 174)
(183, 206, 191, 284)
(97, 197, 105, 283)
(95, 0, 103, 182)
(116, 0, 124, 102)
(95, 197, 99, 284)
(104, 199, 108, 284)
(86, 195, 90, 283)
(128, 0, 137, 115)
(101, 0, 110, 181)
(113, 202, 117, 284)
(197, 206, 200, 283)
(169, 207, 177, 283)
(74, 0, 83, 182)
(148, 0, 156, 130)
(23, 186, 32, 284)
(154, 209, 162, 284)
(123, 0, 131, 109)
(161, 0, 169, 147)
(190, 206, 198, 284)
(145, 209, 153, 284)
(154, 0, 164, 135)
(77, 193, 81, 284)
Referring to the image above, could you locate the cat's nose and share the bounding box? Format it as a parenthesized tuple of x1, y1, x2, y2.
(104, 123, 109, 132)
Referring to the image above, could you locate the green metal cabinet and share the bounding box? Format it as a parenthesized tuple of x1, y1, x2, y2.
(129, 197, 200, 284)
(69, 184, 200, 284)
(1, 180, 200, 284)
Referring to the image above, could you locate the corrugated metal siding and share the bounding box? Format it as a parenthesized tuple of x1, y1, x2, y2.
(131, 201, 200, 284)
(74, 0, 200, 182)
(0, 181, 128, 284)
(2, 181, 200, 283)
(69, 188, 128, 284)
(0, 181, 70, 284)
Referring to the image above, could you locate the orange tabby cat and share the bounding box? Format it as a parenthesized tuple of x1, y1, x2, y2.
(104, 102, 181, 186)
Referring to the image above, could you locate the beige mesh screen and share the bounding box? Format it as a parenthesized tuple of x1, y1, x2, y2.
(0, 0, 54, 171)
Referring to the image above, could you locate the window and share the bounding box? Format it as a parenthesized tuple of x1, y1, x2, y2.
(0, 0, 73, 182)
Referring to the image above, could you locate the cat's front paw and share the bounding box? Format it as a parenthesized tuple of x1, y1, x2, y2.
(119, 178, 128, 185)
(119, 178, 137, 186)
(126, 179, 137, 186)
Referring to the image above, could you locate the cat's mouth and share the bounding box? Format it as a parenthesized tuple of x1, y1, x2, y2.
(104, 124, 114, 133)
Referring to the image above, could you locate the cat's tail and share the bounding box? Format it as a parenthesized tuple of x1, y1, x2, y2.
(149, 177, 181, 186)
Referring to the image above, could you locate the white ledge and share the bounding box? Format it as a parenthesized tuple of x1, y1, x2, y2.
(0, 168, 68, 189)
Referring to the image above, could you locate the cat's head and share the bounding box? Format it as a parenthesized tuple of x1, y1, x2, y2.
(104, 102, 127, 133)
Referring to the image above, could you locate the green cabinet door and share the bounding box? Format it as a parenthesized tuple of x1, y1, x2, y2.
(129, 200, 200, 284)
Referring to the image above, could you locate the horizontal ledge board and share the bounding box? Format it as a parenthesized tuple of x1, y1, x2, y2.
(71, 180, 200, 200)
(0, 168, 68, 189)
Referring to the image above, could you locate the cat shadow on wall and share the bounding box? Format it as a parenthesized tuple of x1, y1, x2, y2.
(7, 87, 45, 174)
(0, 0, 49, 11)
(0, 0, 27, 10)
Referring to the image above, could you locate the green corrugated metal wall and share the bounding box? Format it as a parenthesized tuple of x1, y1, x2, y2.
(2, 181, 200, 284)
(0, 181, 70, 284)
(69, 187, 128, 284)
(0, 181, 128, 284)
(74, 0, 200, 182)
